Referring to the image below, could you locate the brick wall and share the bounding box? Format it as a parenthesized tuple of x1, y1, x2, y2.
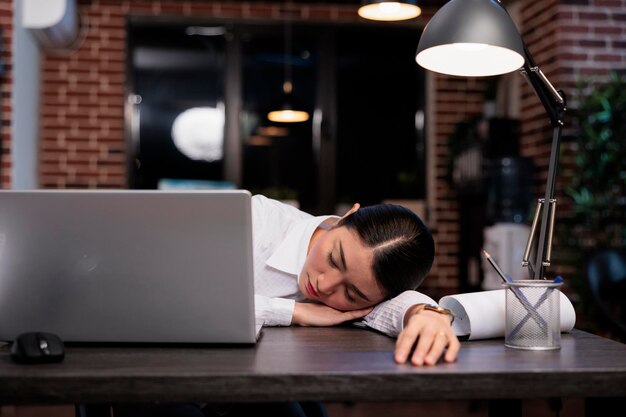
(426, 75, 486, 298)
(0, 0, 12, 189)
(517, 0, 626, 193)
(40, 0, 127, 188)
(552, 0, 626, 198)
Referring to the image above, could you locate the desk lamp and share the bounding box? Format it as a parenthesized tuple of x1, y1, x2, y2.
(415, 0, 567, 280)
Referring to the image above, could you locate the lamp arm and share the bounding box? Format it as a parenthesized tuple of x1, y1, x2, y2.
(517, 46, 567, 280)
(520, 46, 567, 128)
(522, 124, 562, 279)
(494, 0, 567, 124)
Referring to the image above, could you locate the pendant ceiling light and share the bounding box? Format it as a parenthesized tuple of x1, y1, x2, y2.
(358, 1, 421, 21)
(267, 13, 309, 123)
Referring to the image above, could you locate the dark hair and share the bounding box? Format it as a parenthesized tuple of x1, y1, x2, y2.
(336, 204, 435, 298)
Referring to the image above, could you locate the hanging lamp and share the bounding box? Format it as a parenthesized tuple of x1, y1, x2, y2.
(357, 1, 421, 21)
(267, 14, 309, 123)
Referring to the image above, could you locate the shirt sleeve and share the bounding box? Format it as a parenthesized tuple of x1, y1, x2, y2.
(254, 294, 295, 327)
(358, 290, 438, 337)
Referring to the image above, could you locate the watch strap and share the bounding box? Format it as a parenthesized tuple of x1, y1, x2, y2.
(412, 303, 456, 324)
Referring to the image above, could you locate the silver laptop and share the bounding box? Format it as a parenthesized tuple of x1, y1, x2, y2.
(0, 189, 261, 344)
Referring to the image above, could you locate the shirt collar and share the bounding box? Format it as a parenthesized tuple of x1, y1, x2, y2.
(265, 214, 338, 276)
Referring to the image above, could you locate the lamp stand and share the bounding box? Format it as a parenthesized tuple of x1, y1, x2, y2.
(518, 59, 567, 280)
(522, 124, 562, 280)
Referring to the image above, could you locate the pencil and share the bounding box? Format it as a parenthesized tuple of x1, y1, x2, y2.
(483, 250, 548, 332)
(482, 250, 510, 283)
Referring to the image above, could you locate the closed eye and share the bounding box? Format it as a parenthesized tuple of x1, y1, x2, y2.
(344, 287, 356, 303)
(327, 251, 338, 269)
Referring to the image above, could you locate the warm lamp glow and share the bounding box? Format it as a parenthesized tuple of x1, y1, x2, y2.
(415, 0, 525, 77)
(256, 126, 289, 137)
(268, 20, 310, 124)
(267, 109, 310, 123)
(358, 1, 421, 21)
(267, 80, 310, 123)
(453, 42, 489, 52)
(416, 44, 524, 77)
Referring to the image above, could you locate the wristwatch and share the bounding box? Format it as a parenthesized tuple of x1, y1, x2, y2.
(413, 303, 456, 324)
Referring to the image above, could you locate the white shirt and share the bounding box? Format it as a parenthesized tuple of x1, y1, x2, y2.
(252, 194, 437, 337)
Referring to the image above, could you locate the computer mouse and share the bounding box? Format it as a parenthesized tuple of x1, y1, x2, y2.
(11, 332, 65, 364)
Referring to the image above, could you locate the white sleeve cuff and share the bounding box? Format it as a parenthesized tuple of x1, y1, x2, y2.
(396, 290, 438, 332)
(360, 290, 437, 337)
(255, 294, 295, 327)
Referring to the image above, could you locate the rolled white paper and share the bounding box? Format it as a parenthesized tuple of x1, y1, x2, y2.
(439, 289, 576, 340)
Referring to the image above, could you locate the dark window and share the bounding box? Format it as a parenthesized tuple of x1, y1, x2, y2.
(239, 24, 318, 210)
(127, 21, 425, 212)
(128, 23, 227, 190)
(335, 25, 426, 206)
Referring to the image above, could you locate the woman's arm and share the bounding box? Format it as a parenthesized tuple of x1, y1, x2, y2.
(360, 290, 460, 366)
(254, 294, 295, 326)
(255, 294, 372, 327)
(395, 304, 460, 366)
(292, 302, 373, 326)
(360, 290, 437, 335)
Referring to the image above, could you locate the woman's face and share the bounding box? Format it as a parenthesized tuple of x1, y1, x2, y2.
(298, 225, 387, 311)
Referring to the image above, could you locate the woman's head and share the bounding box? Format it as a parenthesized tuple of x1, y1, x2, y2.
(298, 203, 435, 311)
(337, 204, 435, 298)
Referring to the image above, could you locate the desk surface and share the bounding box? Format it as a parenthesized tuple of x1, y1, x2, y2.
(1, 327, 626, 404)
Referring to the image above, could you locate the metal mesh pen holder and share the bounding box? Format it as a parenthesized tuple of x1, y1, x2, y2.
(504, 280, 562, 350)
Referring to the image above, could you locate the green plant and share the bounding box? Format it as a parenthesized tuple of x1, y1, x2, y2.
(563, 71, 626, 249)
(557, 72, 626, 336)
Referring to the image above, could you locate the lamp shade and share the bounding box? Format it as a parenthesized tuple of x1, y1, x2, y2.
(415, 0, 525, 77)
(267, 83, 310, 123)
(268, 107, 310, 123)
(358, 1, 421, 21)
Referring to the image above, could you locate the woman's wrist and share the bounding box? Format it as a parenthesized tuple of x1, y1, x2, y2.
(406, 303, 455, 325)
(292, 302, 303, 325)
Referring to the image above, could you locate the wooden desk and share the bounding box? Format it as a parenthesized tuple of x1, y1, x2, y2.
(1, 327, 625, 412)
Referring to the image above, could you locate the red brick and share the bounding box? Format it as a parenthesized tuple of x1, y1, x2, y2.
(560, 52, 589, 61)
(579, 11, 608, 20)
(594, 26, 622, 34)
(579, 39, 607, 48)
(216, 3, 245, 17)
(305, 5, 332, 20)
(560, 24, 591, 34)
(595, 0, 623, 6)
(594, 53, 623, 62)
(247, 4, 277, 19)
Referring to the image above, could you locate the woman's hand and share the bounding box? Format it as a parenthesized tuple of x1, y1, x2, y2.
(394, 304, 460, 366)
(293, 302, 373, 327)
